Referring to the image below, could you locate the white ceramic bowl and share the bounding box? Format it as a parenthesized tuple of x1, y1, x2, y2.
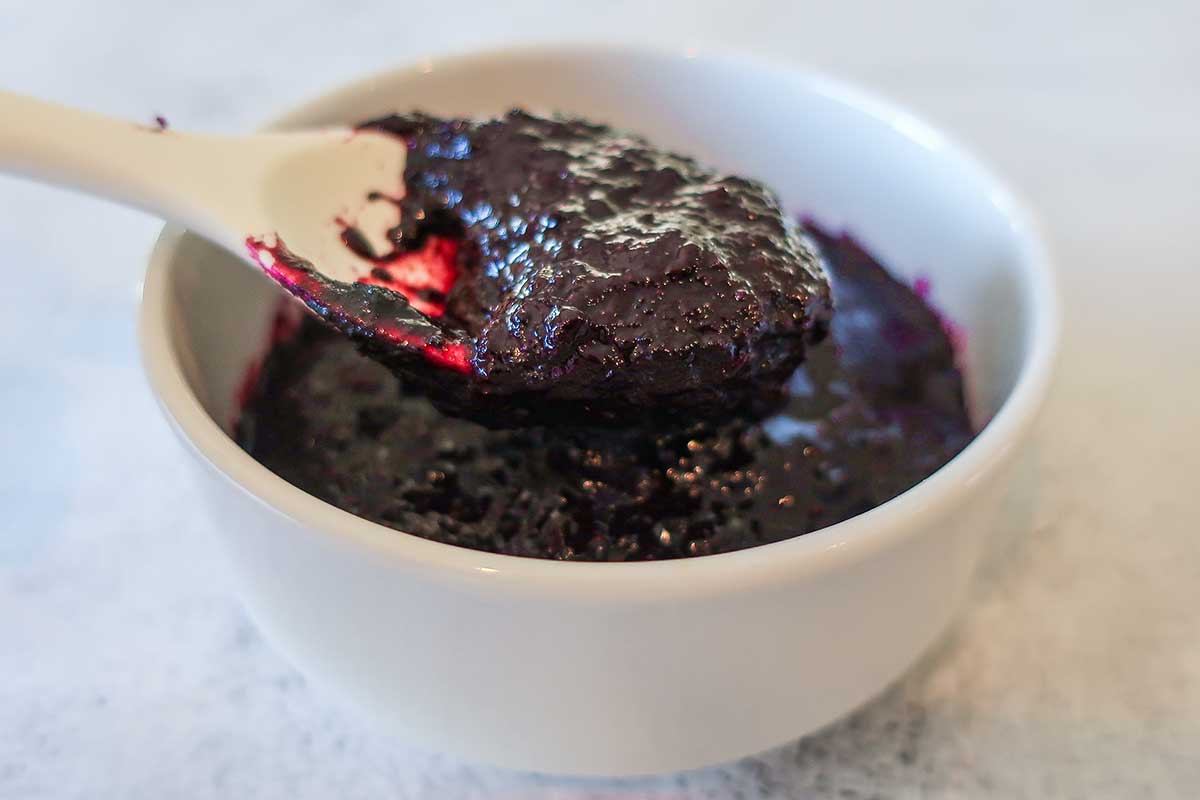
(139, 45, 1058, 777)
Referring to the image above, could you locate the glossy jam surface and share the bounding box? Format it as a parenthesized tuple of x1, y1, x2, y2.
(237, 226, 973, 561)
(253, 111, 831, 426)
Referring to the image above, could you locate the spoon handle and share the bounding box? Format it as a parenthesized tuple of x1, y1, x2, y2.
(0, 90, 338, 249)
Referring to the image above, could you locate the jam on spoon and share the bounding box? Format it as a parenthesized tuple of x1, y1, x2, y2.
(251, 111, 832, 426)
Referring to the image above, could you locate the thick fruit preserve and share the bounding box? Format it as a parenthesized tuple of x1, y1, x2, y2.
(247, 111, 831, 426)
(237, 209, 974, 560)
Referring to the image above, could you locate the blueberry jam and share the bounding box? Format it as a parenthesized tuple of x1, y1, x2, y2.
(236, 222, 974, 561)
(251, 111, 831, 426)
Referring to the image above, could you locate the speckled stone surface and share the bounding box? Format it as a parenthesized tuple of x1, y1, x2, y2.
(3, 1, 1199, 797)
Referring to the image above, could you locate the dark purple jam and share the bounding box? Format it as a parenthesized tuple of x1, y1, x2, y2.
(250, 111, 830, 427)
(236, 223, 974, 561)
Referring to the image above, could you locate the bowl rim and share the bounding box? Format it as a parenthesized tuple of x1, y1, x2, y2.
(139, 41, 1059, 597)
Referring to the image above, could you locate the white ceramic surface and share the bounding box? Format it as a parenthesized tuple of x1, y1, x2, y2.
(137, 45, 1056, 776)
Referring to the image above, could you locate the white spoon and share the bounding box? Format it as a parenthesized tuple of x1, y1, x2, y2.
(0, 91, 413, 274)
(0, 89, 473, 378)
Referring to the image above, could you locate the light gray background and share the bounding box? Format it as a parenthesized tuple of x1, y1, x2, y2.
(2, 1, 1198, 797)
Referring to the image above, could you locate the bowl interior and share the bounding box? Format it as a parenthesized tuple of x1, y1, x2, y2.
(165, 47, 1037, 452)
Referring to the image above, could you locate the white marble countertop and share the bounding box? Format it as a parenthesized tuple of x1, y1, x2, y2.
(2, 1, 1198, 797)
